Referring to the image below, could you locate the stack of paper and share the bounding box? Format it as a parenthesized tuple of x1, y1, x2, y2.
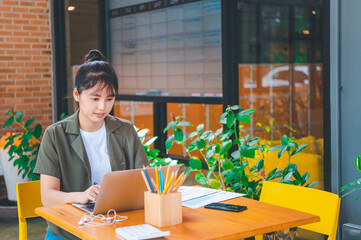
(178, 186, 245, 209)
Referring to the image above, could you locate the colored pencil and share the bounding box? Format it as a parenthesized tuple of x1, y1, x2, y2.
(143, 167, 154, 193)
(155, 167, 160, 193)
(141, 170, 151, 192)
(162, 176, 174, 194)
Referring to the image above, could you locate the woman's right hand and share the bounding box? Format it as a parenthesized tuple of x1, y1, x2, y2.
(77, 185, 100, 204)
(40, 174, 101, 206)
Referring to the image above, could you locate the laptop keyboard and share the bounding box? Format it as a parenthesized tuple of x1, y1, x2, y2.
(82, 202, 95, 212)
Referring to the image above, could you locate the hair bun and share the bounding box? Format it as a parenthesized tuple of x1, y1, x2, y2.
(85, 49, 107, 62)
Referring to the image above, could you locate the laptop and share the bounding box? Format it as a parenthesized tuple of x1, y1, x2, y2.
(72, 165, 180, 215)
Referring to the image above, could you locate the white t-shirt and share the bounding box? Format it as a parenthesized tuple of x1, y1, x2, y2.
(80, 122, 111, 184)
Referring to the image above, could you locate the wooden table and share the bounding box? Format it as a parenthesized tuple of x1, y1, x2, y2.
(35, 197, 319, 240)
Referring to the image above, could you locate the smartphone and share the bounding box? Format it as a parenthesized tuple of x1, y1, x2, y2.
(204, 202, 247, 212)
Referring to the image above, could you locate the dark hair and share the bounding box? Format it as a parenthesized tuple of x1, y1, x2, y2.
(75, 49, 118, 95)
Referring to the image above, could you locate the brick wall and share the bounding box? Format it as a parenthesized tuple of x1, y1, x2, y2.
(0, 0, 53, 136)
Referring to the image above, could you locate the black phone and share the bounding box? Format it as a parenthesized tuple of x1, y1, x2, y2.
(204, 202, 247, 212)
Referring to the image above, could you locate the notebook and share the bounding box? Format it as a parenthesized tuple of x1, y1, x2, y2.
(72, 165, 180, 215)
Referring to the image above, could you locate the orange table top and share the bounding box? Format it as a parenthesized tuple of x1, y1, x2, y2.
(35, 197, 319, 240)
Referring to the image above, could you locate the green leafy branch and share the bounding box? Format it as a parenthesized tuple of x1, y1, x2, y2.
(3, 110, 42, 180)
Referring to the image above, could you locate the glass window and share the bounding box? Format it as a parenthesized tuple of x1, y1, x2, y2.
(108, 0, 222, 97)
(114, 101, 154, 136)
(166, 103, 222, 157)
(237, 0, 324, 189)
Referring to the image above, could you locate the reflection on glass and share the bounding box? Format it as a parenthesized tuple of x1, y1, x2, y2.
(166, 103, 222, 157)
(109, 0, 222, 96)
(237, 0, 324, 189)
(113, 101, 154, 136)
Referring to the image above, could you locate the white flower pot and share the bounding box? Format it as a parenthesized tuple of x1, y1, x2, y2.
(0, 149, 29, 201)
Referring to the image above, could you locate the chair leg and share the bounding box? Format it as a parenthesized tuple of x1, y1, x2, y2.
(19, 218, 27, 240)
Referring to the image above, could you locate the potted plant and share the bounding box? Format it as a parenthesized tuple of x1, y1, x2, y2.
(164, 105, 318, 200)
(1, 110, 41, 201)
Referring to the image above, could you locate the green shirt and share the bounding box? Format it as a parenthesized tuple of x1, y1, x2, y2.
(34, 111, 148, 240)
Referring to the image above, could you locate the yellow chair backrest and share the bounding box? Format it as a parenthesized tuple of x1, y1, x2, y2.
(16, 180, 43, 240)
(259, 181, 340, 240)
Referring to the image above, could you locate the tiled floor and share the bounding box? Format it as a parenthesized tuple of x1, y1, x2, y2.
(0, 217, 47, 240)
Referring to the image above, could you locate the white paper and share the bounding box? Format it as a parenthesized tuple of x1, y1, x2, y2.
(179, 186, 245, 209)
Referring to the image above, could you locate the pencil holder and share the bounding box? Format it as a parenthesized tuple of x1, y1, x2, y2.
(144, 191, 182, 227)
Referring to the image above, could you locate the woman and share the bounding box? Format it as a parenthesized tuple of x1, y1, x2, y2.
(34, 49, 148, 240)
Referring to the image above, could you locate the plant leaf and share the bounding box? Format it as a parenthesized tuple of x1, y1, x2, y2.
(3, 116, 14, 128)
(226, 111, 235, 128)
(189, 157, 202, 170)
(195, 173, 207, 185)
(209, 179, 221, 189)
(178, 121, 192, 127)
(196, 123, 204, 132)
(174, 128, 184, 143)
(165, 135, 175, 150)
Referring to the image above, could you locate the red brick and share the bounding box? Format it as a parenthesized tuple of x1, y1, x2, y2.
(15, 56, 31, 61)
(29, 8, 46, 13)
(12, 7, 28, 13)
(30, 32, 46, 37)
(33, 104, 47, 109)
(24, 97, 40, 103)
(33, 80, 49, 85)
(2, 68, 16, 73)
(25, 74, 41, 79)
(32, 44, 47, 49)
(0, 19, 12, 24)
(34, 68, 50, 73)
(24, 38, 40, 43)
(0, 31, 12, 36)
(16, 92, 32, 97)
(7, 86, 24, 92)
(36, 2, 48, 8)
(22, 13, 37, 19)
(25, 49, 40, 55)
(13, 31, 30, 37)
(23, 26, 38, 31)
(25, 86, 40, 91)
(0, 56, 14, 61)
(14, 43, 31, 48)
(6, 98, 22, 104)
(15, 104, 33, 111)
(13, 19, 29, 24)
(15, 80, 32, 85)
(8, 62, 23, 67)
(7, 74, 24, 79)
(33, 56, 48, 61)
(0, 43, 14, 49)
(5, 25, 21, 31)
(6, 37, 22, 42)
(0, 6, 11, 11)
(17, 68, 33, 73)
(2, 0, 19, 5)
(20, 2, 36, 7)
(25, 62, 41, 67)
(4, 13, 20, 18)
(6, 49, 23, 55)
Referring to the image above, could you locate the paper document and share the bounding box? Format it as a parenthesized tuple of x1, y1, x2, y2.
(178, 186, 245, 209)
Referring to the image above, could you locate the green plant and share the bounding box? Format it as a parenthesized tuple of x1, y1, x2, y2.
(268, 135, 318, 188)
(3, 110, 42, 180)
(135, 127, 179, 167)
(164, 105, 317, 200)
(341, 154, 361, 200)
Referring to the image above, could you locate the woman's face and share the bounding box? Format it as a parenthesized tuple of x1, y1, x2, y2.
(73, 83, 115, 132)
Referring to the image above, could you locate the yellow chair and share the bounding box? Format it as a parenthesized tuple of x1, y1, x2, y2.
(16, 180, 43, 240)
(256, 181, 340, 240)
